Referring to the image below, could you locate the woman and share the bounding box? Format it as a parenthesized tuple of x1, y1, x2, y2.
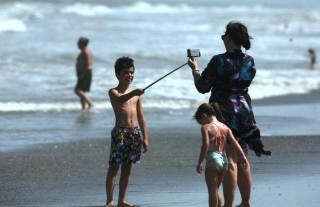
(188, 21, 271, 207)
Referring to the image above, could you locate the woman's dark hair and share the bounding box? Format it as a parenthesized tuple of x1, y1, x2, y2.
(193, 102, 223, 123)
(114, 56, 135, 75)
(225, 21, 253, 50)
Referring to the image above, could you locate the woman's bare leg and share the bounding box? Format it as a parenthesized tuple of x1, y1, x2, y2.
(223, 144, 238, 207)
(237, 152, 252, 207)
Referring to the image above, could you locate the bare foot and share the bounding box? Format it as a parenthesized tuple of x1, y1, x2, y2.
(117, 202, 138, 207)
(87, 102, 95, 110)
(106, 201, 115, 207)
(236, 204, 251, 207)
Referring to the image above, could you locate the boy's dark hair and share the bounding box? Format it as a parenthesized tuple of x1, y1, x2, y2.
(78, 37, 89, 48)
(114, 57, 135, 75)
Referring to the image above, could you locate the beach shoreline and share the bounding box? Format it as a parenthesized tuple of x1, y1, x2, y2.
(253, 89, 320, 106)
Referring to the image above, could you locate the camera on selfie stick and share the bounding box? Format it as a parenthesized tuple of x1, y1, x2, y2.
(187, 49, 201, 58)
(143, 49, 201, 90)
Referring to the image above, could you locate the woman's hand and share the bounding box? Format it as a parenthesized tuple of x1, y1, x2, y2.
(188, 57, 198, 71)
(238, 156, 248, 169)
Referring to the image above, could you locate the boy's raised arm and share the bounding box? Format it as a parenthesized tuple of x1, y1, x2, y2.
(109, 88, 144, 103)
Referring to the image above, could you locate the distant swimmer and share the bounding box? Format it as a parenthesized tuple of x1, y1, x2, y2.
(308, 48, 316, 69)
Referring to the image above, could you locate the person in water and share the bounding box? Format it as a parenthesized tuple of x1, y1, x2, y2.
(75, 37, 94, 110)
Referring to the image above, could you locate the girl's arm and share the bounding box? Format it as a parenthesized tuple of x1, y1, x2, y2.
(197, 126, 209, 174)
(226, 128, 248, 168)
(137, 97, 149, 153)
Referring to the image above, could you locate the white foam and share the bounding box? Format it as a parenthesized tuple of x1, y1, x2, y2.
(251, 69, 320, 99)
(0, 2, 43, 19)
(0, 98, 209, 113)
(0, 102, 110, 112)
(57, 1, 280, 16)
(0, 1, 46, 33)
(0, 18, 26, 32)
(119, 1, 192, 14)
(60, 3, 113, 16)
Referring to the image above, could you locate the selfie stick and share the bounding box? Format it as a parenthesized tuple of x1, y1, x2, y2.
(143, 62, 188, 90)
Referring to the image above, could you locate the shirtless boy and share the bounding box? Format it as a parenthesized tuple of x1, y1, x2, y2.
(74, 37, 94, 110)
(106, 57, 149, 207)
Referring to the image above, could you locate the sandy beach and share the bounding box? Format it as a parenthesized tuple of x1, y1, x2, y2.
(1, 123, 320, 207)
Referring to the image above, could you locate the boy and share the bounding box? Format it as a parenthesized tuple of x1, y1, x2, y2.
(106, 57, 149, 207)
(75, 37, 94, 110)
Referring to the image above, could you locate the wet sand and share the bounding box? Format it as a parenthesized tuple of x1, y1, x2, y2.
(1, 90, 320, 206)
(1, 125, 320, 207)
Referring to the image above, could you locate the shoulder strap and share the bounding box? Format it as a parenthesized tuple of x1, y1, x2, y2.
(212, 123, 224, 153)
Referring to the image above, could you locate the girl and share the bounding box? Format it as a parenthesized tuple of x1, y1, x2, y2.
(194, 103, 248, 207)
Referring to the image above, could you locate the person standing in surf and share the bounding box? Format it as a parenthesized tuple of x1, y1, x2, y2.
(308, 48, 316, 69)
(75, 36, 94, 110)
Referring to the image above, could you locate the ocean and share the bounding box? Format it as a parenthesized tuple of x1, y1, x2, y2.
(1, 0, 320, 151)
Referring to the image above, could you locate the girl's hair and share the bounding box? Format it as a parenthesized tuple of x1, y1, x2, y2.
(225, 21, 252, 50)
(114, 56, 135, 75)
(193, 102, 222, 122)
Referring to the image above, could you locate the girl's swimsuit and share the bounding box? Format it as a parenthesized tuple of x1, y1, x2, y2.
(206, 151, 228, 171)
(206, 124, 228, 171)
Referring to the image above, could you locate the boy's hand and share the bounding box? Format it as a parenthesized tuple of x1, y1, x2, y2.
(132, 88, 145, 96)
(142, 139, 149, 153)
